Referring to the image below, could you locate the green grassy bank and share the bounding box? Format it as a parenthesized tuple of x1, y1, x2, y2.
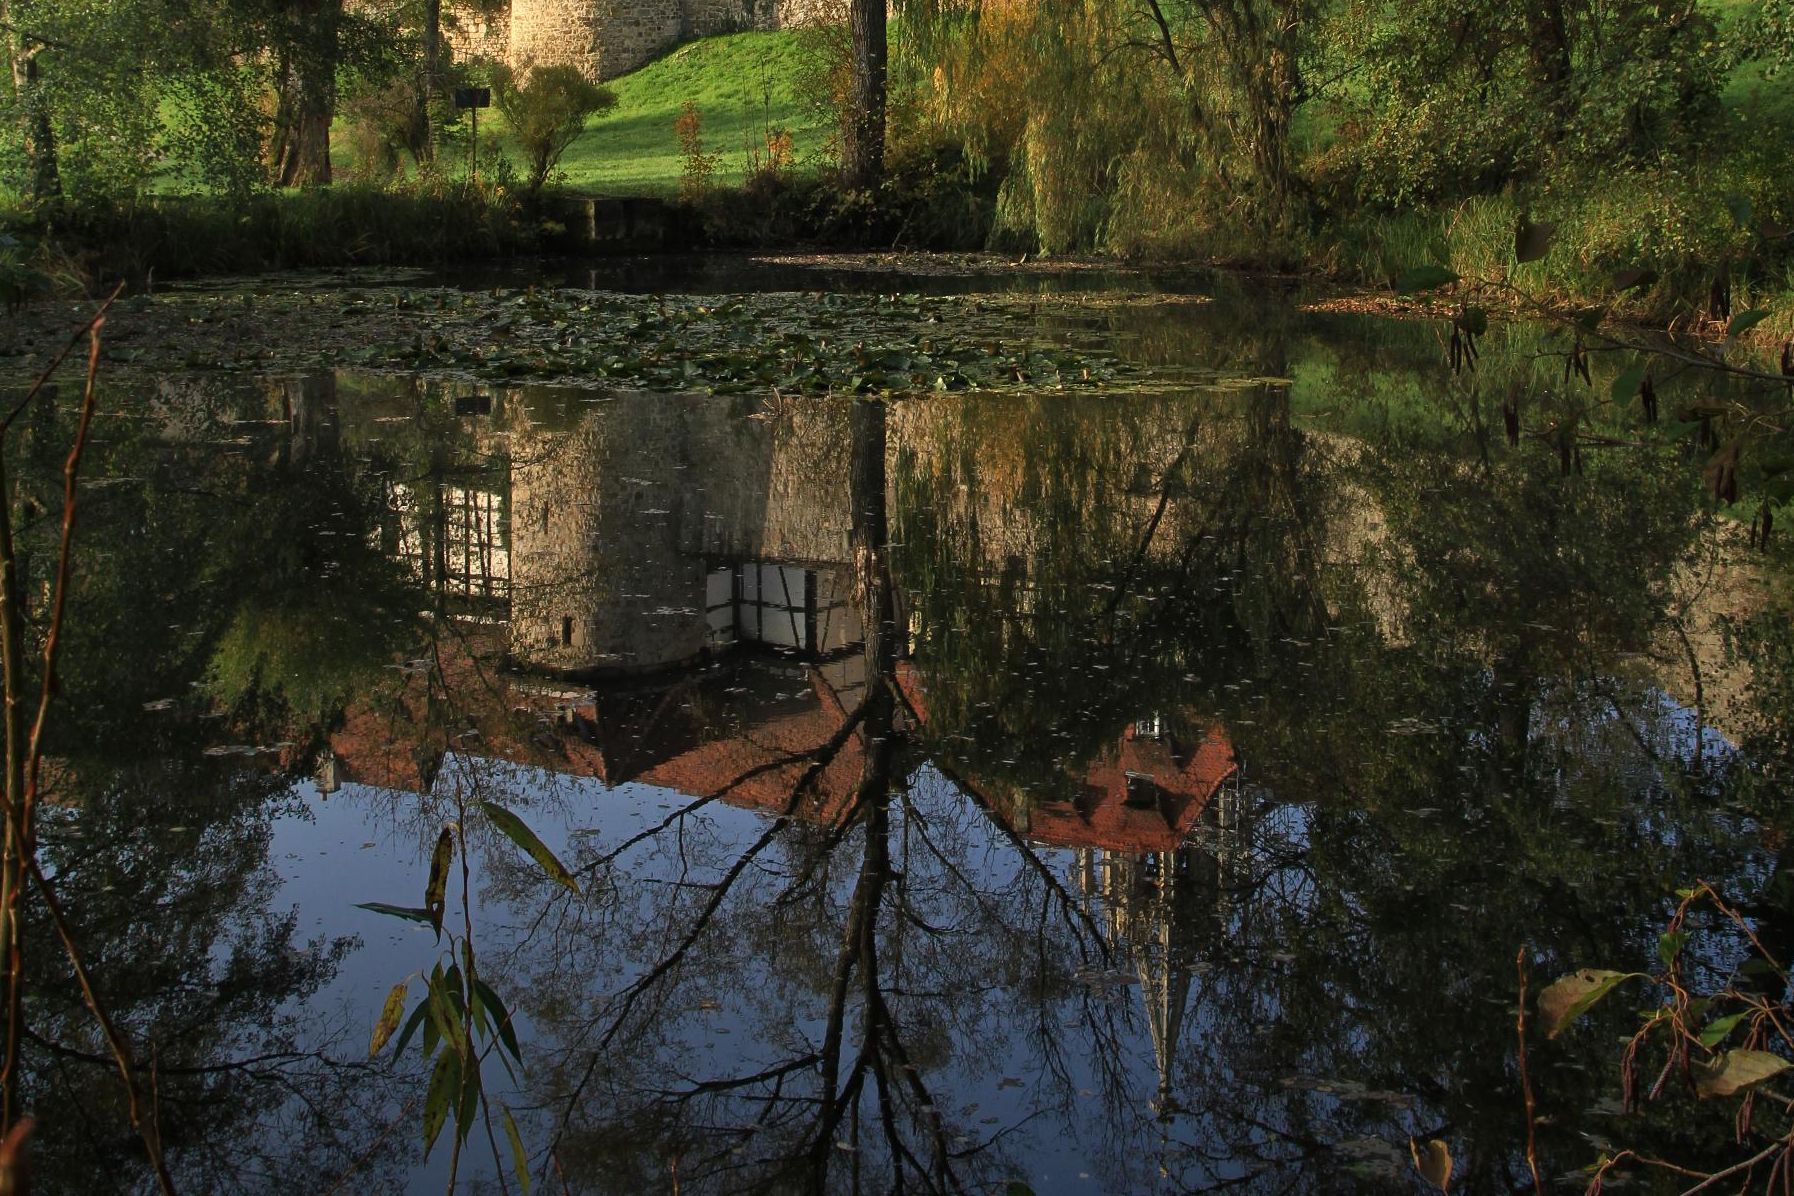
(556, 30, 832, 196)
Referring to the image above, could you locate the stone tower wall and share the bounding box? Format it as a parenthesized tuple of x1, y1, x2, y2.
(454, 0, 836, 82)
(445, 4, 511, 63)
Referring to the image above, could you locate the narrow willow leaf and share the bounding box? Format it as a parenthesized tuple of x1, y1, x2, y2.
(426, 967, 464, 1053)
(355, 902, 434, 925)
(474, 975, 524, 1066)
(1728, 308, 1772, 338)
(426, 826, 453, 941)
(1408, 1137, 1452, 1190)
(503, 1106, 533, 1194)
(1394, 266, 1459, 295)
(1515, 219, 1556, 264)
(457, 1049, 482, 1145)
(1538, 969, 1637, 1039)
(423, 1048, 460, 1151)
(369, 981, 409, 1057)
(391, 996, 430, 1058)
(442, 963, 468, 1035)
(1696, 1049, 1791, 1098)
(480, 801, 581, 895)
(1700, 1012, 1749, 1049)
(1610, 363, 1647, 404)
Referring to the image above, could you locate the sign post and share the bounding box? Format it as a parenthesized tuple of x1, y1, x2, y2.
(453, 87, 492, 183)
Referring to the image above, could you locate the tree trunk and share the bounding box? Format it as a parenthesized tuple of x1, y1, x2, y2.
(272, 0, 340, 188)
(420, 0, 441, 163)
(2, 7, 61, 205)
(841, 0, 886, 191)
(1525, 0, 1572, 135)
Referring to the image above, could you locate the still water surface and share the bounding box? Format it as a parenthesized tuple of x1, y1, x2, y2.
(6, 259, 1784, 1193)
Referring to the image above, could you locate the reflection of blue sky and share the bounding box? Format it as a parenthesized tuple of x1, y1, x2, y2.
(266, 749, 1323, 1192)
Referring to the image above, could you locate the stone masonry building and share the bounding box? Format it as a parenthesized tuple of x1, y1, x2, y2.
(448, 0, 831, 82)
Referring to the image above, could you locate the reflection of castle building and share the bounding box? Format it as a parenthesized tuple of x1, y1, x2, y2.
(505, 393, 857, 675)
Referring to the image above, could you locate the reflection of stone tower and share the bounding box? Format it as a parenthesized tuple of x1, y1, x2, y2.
(504, 393, 859, 677)
(509, 401, 710, 674)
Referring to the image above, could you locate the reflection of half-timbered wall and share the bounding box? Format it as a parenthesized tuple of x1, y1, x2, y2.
(388, 483, 511, 602)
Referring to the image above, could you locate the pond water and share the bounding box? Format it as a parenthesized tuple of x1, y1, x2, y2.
(2, 257, 1788, 1193)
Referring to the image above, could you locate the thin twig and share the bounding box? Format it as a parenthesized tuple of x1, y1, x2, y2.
(1516, 948, 1544, 1195)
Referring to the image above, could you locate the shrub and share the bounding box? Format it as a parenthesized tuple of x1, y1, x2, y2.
(492, 63, 616, 195)
(676, 101, 719, 205)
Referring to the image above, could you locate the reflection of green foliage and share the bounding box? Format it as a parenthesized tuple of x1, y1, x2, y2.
(205, 598, 405, 724)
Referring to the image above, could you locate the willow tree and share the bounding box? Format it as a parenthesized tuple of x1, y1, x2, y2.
(910, 0, 1312, 252)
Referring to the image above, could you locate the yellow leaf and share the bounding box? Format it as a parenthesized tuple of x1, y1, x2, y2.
(1409, 1137, 1452, 1191)
(369, 980, 409, 1057)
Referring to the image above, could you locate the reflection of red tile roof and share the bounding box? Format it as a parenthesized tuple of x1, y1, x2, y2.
(326, 635, 865, 825)
(895, 661, 1237, 855)
(1028, 727, 1237, 854)
(635, 684, 864, 824)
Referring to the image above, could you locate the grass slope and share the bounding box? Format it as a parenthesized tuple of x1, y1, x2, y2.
(557, 30, 834, 197)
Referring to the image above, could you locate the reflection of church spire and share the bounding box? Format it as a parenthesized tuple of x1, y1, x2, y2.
(1074, 770, 1248, 1117)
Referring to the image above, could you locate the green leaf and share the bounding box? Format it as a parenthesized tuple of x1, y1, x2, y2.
(423, 1047, 460, 1152)
(425, 966, 465, 1055)
(1572, 306, 1606, 333)
(457, 1048, 482, 1144)
(426, 827, 453, 941)
(479, 801, 581, 895)
(1457, 306, 1489, 336)
(369, 981, 409, 1057)
(356, 902, 435, 925)
(503, 1106, 533, 1194)
(391, 996, 430, 1058)
(1409, 1138, 1452, 1191)
(1728, 309, 1772, 337)
(1700, 1012, 1749, 1049)
(1394, 266, 1460, 295)
(1696, 1049, 1791, 1098)
(1610, 363, 1648, 404)
(1538, 969, 1637, 1039)
(1657, 930, 1690, 967)
(474, 975, 524, 1066)
(1515, 219, 1556, 264)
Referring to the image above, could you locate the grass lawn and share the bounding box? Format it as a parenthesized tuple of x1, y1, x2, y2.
(556, 30, 835, 197)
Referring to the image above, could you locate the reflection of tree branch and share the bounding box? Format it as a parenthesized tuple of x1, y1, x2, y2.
(655, 1054, 823, 1106)
(545, 694, 874, 1175)
(581, 698, 868, 879)
(931, 762, 1112, 966)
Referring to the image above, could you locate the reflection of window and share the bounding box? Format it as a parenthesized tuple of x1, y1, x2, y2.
(1124, 770, 1160, 808)
(702, 563, 862, 655)
(561, 616, 574, 647)
(1133, 715, 1163, 740)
